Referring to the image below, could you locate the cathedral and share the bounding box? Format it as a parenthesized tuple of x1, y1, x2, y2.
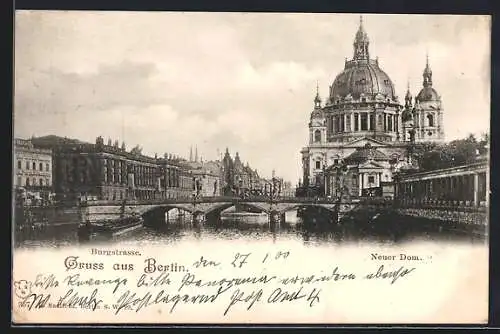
(300, 16, 445, 198)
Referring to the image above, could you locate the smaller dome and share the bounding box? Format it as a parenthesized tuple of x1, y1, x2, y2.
(416, 87, 440, 102)
(345, 143, 388, 164)
(401, 108, 413, 122)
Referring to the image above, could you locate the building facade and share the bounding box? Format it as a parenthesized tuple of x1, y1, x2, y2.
(31, 135, 193, 201)
(221, 148, 263, 196)
(300, 17, 445, 198)
(180, 160, 223, 197)
(14, 138, 54, 203)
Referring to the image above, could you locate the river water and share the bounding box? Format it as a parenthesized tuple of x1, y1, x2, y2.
(14, 210, 486, 250)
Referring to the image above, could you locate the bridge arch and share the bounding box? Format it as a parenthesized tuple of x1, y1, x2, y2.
(140, 204, 194, 227)
(274, 203, 338, 215)
(203, 202, 270, 217)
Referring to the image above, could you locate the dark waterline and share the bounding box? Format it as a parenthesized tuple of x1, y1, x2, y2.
(14, 210, 487, 249)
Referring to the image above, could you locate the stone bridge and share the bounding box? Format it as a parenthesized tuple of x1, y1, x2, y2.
(78, 196, 361, 224)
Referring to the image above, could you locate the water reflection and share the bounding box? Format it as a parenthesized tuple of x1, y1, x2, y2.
(13, 209, 487, 249)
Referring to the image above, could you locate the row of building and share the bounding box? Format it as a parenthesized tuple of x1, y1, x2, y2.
(14, 135, 293, 205)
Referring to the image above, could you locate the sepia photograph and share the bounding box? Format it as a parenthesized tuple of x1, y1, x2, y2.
(12, 11, 490, 324)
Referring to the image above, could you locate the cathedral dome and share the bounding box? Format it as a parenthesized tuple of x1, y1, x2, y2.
(330, 61, 396, 101)
(329, 16, 397, 102)
(416, 86, 439, 102)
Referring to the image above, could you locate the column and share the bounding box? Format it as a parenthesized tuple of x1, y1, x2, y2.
(367, 113, 371, 131)
(473, 173, 479, 207)
(358, 173, 363, 196)
(344, 114, 348, 132)
(358, 113, 361, 132)
(350, 113, 354, 132)
(486, 171, 490, 206)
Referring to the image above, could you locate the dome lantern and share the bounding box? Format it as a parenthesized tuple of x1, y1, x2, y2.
(423, 53, 433, 88)
(405, 81, 413, 108)
(353, 15, 370, 61)
(314, 81, 322, 108)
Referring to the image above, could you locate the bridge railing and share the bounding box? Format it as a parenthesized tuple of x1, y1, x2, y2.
(81, 195, 354, 206)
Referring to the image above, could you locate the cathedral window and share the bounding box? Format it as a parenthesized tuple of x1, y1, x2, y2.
(427, 114, 435, 127)
(314, 130, 321, 143)
(360, 113, 368, 131)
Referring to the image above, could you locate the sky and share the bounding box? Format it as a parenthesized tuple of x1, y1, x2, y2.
(14, 12, 491, 183)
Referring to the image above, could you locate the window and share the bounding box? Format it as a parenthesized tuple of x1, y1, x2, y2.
(315, 161, 321, 169)
(388, 116, 393, 132)
(354, 114, 359, 131)
(428, 131, 433, 136)
(314, 130, 321, 143)
(368, 176, 375, 184)
(32, 162, 36, 170)
(17, 160, 21, 169)
(369, 114, 375, 130)
(46, 163, 50, 171)
(39, 162, 43, 171)
(360, 113, 368, 131)
(352, 174, 358, 186)
(427, 114, 434, 127)
(39, 178, 44, 186)
(334, 159, 339, 165)
(25, 178, 30, 186)
(26, 161, 30, 170)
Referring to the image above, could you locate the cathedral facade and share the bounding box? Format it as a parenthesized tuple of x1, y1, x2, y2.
(300, 17, 445, 198)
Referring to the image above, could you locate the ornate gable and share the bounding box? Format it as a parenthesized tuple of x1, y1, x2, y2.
(358, 160, 385, 169)
(343, 136, 393, 148)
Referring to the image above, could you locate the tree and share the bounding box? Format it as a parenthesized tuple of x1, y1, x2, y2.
(412, 133, 487, 172)
(130, 145, 142, 155)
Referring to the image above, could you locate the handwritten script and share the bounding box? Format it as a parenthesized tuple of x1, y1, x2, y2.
(13, 250, 418, 317)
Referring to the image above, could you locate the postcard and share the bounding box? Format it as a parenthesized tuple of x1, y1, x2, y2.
(12, 11, 490, 324)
